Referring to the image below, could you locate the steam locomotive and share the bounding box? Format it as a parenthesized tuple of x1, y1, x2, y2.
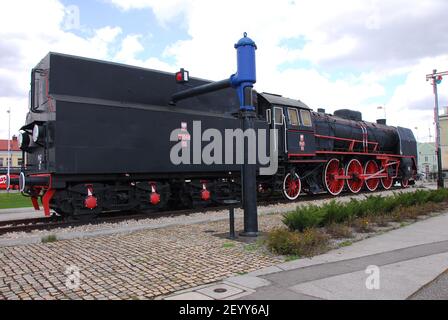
(7, 53, 417, 218)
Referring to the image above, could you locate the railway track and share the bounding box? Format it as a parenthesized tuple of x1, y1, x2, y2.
(0, 185, 415, 236)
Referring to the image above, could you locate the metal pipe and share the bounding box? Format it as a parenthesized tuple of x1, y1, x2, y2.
(432, 70, 444, 188)
(170, 78, 231, 104)
(240, 110, 258, 237)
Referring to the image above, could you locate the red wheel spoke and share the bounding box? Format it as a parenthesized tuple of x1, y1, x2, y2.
(324, 159, 344, 196)
(364, 160, 379, 192)
(283, 173, 301, 200)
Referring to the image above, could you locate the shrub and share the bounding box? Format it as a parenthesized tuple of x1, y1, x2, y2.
(358, 195, 387, 217)
(282, 189, 447, 232)
(321, 200, 352, 225)
(381, 194, 400, 213)
(427, 188, 448, 203)
(343, 199, 364, 220)
(266, 228, 329, 257)
(283, 205, 324, 232)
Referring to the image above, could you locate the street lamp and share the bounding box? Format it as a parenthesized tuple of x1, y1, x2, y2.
(426, 69, 447, 189)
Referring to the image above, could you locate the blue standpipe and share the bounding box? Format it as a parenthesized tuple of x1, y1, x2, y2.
(170, 33, 259, 236)
(232, 33, 258, 237)
(170, 32, 257, 110)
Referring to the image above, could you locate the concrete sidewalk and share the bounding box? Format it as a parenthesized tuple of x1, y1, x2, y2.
(163, 211, 448, 300)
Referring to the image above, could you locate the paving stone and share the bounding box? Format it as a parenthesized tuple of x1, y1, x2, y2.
(0, 215, 282, 300)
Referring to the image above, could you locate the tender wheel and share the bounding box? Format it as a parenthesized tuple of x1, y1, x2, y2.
(283, 173, 301, 201)
(346, 159, 363, 194)
(323, 158, 345, 196)
(401, 178, 409, 188)
(364, 160, 380, 192)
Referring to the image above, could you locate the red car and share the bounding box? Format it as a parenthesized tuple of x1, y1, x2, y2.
(0, 174, 19, 190)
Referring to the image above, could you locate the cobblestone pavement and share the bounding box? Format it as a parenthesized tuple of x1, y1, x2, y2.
(0, 215, 284, 300)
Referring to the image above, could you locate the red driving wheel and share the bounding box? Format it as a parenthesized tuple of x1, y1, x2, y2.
(364, 160, 380, 192)
(323, 158, 345, 196)
(283, 173, 301, 201)
(346, 159, 363, 194)
(381, 165, 394, 190)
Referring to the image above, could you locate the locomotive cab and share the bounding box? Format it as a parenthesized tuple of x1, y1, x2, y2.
(257, 93, 316, 158)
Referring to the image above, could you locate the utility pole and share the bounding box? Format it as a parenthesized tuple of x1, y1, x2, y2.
(7, 106, 11, 193)
(426, 69, 447, 189)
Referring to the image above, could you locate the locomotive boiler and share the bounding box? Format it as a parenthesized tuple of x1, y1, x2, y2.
(6, 52, 417, 218)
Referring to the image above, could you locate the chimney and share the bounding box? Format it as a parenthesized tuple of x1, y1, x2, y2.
(317, 108, 326, 113)
(12, 135, 17, 141)
(377, 119, 386, 125)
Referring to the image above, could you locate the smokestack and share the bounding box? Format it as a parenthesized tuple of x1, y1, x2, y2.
(317, 108, 326, 113)
(377, 119, 386, 125)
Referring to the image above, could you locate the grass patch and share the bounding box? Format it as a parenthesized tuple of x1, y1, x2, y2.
(266, 228, 329, 257)
(0, 192, 33, 209)
(351, 217, 375, 233)
(284, 255, 300, 262)
(222, 242, 236, 249)
(41, 234, 57, 243)
(339, 240, 353, 247)
(325, 223, 354, 239)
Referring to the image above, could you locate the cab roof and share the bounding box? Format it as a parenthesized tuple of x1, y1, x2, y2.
(260, 92, 310, 109)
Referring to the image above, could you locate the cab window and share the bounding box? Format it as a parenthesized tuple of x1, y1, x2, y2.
(300, 109, 312, 127)
(287, 108, 299, 126)
(274, 107, 284, 125)
(266, 109, 271, 124)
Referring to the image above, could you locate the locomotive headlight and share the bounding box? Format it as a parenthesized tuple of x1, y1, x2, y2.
(18, 131, 30, 149)
(32, 124, 43, 143)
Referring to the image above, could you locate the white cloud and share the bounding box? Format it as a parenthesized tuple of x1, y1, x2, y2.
(0, 1, 123, 138)
(115, 34, 145, 62)
(110, 0, 448, 140)
(1, 0, 448, 144)
(109, 0, 189, 26)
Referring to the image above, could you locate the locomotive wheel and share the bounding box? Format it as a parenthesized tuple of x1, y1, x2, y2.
(401, 178, 409, 188)
(282, 173, 301, 201)
(323, 158, 345, 196)
(346, 159, 363, 194)
(364, 160, 380, 192)
(380, 166, 394, 190)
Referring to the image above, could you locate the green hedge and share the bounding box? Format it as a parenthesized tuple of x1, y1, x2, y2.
(283, 189, 448, 232)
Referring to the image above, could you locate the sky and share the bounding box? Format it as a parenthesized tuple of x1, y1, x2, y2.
(0, 0, 447, 142)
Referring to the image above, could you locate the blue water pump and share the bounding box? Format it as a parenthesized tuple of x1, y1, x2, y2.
(230, 32, 257, 111)
(170, 33, 257, 108)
